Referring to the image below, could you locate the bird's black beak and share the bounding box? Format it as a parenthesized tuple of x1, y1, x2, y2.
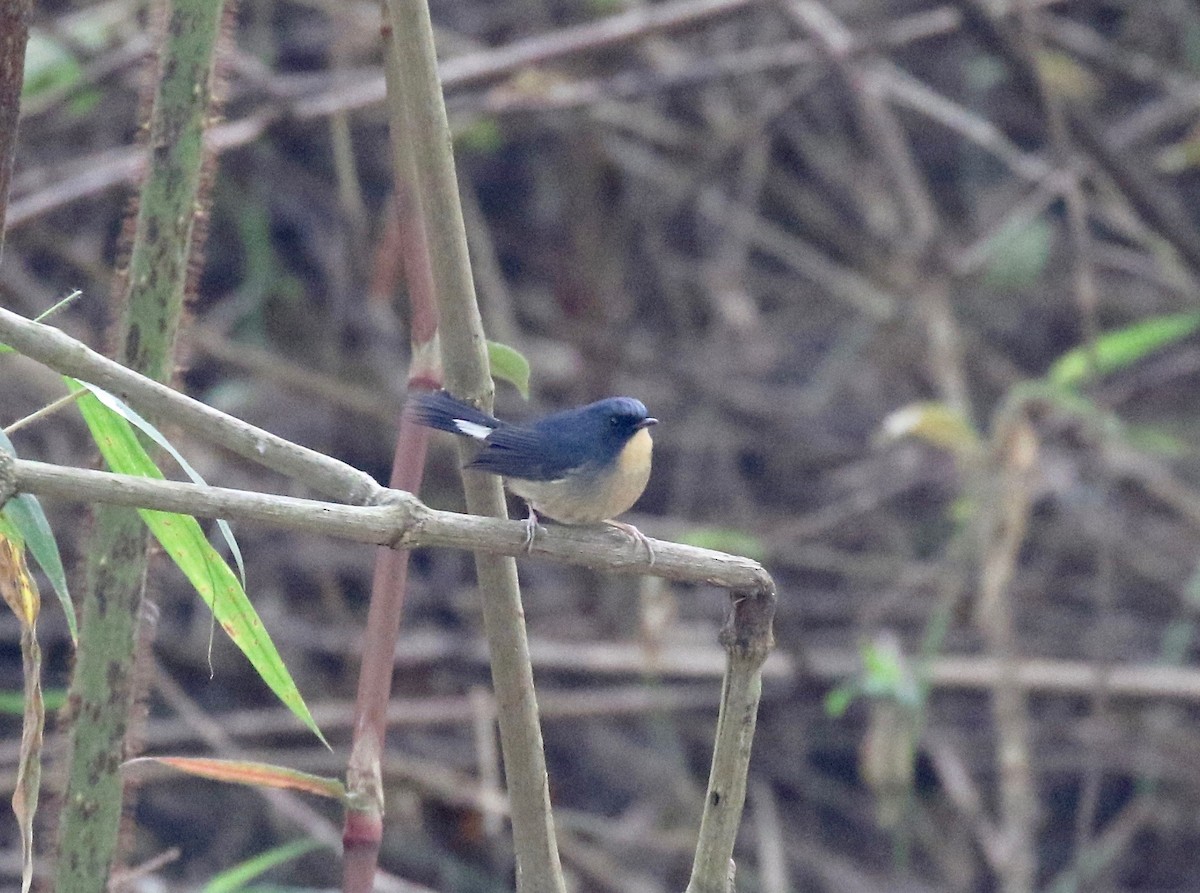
(637, 417, 658, 430)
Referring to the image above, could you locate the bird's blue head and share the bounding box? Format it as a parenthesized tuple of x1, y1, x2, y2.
(588, 397, 657, 453)
(529, 397, 657, 471)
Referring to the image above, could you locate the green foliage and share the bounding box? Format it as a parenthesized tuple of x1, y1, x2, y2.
(1124, 424, 1190, 457)
(70, 382, 326, 746)
(0, 689, 66, 714)
(825, 637, 921, 717)
(1047, 311, 1200, 389)
(201, 839, 325, 893)
(22, 28, 105, 115)
(0, 431, 76, 644)
(22, 32, 84, 100)
(675, 526, 765, 561)
(487, 340, 531, 398)
(74, 381, 247, 586)
(229, 202, 309, 344)
(455, 117, 504, 154)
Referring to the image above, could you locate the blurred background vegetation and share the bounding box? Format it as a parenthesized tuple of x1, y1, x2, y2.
(6, 0, 1200, 890)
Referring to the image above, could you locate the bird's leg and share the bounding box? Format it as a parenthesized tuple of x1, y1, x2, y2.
(605, 520, 655, 566)
(522, 505, 543, 554)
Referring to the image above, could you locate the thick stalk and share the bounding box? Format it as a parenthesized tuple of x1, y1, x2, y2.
(54, 0, 226, 888)
(382, 0, 565, 888)
(341, 16, 441, 885)
(0, 0, 31, 251)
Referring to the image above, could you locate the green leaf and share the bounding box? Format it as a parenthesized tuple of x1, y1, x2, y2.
(980, 216, 1052, 291)
(22, 31, 83, 100)
(1047, 312, 1200, 389)
(455, 117, 504, 154)
(201, 839, 325, 893)
(487, 340, 531, 398)
(861, 642, 906, 693)
(675, 527, 766, 561)
(70, 382, 326, 746)
(0, 431, 77, 644)
(74, 380, 246, 587)
(859, 639, 921, 707)
(0, 513, 21, 545)
(0, 689, 66, 714)
(1124, 424, 1189, 457)
(824, 682, 859, 718)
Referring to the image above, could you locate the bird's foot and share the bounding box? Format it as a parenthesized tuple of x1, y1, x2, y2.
(522, 507, 544, 554)
(605, 520, 655, 566)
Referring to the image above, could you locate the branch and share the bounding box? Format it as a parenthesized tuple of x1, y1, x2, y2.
(0, 307, 380, 505)
(2, 454, 774, 592)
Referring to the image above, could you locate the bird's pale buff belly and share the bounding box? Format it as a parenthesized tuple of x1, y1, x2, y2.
(506, 428, 653, 524)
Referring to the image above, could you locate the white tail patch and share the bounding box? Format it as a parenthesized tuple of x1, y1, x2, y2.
(453, 419, 493, 440)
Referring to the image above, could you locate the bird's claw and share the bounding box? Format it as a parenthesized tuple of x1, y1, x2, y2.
(522, 508, 544, 554)
(606, 520, 656, 566)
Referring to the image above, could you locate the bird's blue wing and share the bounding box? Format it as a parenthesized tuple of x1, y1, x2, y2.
(468, 425, 591, 480)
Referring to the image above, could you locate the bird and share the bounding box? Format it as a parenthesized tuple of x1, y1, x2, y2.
(410, 390, 658, 559)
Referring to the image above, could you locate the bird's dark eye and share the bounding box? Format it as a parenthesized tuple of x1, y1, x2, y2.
(610, 415, 621, 427)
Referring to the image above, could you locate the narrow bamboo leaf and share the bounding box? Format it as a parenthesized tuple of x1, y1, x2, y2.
(0, 533, 40, 626)
(0, 689, 66, 714)
(0, 513, 19, 545)
(73, 380, 246, 587)
(201, 839, 324, 893)
(0, 536, 44, 893)
(1048, 312, 1200, 388)
(71, 385, 327, 746)
(0, 431, 77, 644)
(487, 340, 531, 398)
(126, 757, 347, 802)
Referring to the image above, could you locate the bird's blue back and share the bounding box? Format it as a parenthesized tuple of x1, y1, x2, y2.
(470, 397, 650, 481)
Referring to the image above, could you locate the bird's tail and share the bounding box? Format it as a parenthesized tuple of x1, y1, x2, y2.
(409, 391, 500, 441)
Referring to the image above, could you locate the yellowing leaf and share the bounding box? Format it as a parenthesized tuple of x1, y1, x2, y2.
(0, 536, 40, 626)
(125, 756, 348, 802)
(0, 535, 45, 893)
(1, 430, 76, 644)
(879, 403, 981, 457)
(1037, 50, 1100, 102)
